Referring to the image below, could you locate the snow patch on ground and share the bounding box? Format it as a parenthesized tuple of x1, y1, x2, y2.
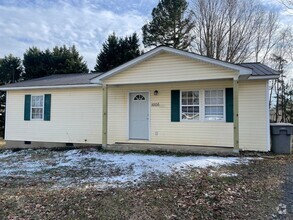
(219, 173, 238, 177)
(173, 157, 245, 169)
(0, 149, 252, 188)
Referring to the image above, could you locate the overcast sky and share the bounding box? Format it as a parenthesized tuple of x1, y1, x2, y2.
(0, 0, 292, 71)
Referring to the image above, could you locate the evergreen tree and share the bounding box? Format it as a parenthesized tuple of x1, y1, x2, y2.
(23, 45, 88, 80)
(51, 45, 88, 74)
(142, 0, 194, 50)
(0, 54, 23, 84)
(23, 47, 52, 80)
(119, 33, 141, 63)
(95, 33, 140, 72)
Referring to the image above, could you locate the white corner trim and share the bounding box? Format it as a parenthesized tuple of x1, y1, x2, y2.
(248, 75, 279, 80)
(0, 84, 101, 91)
(4, 91, 8, 140)
(266, 80, 271, 151)
(90, 46, 252, 83)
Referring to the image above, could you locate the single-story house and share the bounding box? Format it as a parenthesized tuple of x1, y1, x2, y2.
(0, 46, 280, 152)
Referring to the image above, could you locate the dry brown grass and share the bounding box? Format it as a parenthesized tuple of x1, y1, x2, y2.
(0, 155, 289, 220)
(0, 139, 5, 148)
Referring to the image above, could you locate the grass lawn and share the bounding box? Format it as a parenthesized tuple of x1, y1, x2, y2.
(0, 149, 290, 219)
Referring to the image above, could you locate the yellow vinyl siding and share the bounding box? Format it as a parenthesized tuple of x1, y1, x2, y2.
(103, 52, 238, 85)
(107, 80, 234, 147)
(5, 88, 102, 144)
(239, 80, 268, 151)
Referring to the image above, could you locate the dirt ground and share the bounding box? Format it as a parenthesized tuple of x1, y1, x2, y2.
(0, 149, 292, 219)
(0, 139, 5, 148)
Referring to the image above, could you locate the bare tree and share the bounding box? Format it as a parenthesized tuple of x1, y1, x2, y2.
(274, 27, 293, 62)
(254, 11, 279, 63)
(270, 54, 287, 122)
(191, 0, 279, 63)
(268, 27, 293, 122)
(281, 0, 293, 10)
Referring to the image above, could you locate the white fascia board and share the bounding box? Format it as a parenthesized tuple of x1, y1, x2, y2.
(248, 75, 279, 80)
(90, 47, 252, 83)
(0, 84, 101, 91)
(104, 76, 235, 86)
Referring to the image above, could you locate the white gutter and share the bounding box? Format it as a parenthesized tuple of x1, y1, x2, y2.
(0, 84, 101, 91)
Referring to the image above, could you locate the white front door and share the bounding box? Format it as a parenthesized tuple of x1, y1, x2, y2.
(129, 92, 149, 140)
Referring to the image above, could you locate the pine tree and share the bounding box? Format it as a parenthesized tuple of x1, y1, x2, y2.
(23, 45, 88, 80)
(142, 0, 194, 50)
(0, 54, 23, 84)
(95, 33, 140, 72)
(51, 45, 88, 74)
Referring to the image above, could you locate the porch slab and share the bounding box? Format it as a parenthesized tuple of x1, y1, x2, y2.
(105, 143, 238, 156)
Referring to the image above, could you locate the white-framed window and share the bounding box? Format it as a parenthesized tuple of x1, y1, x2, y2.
(204, 90, 224, 121)
(31, 95, 44, 120)
(181, 91, 200, 121)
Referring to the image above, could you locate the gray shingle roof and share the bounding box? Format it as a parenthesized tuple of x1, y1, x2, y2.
(0, 73, 102, 89)
(238, 62, 279, 76)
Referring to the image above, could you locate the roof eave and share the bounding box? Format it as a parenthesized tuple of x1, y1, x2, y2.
(0, 84, 101, 91)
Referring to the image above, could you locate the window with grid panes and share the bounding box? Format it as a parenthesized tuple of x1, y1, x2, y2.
(181, 91, 200, 120)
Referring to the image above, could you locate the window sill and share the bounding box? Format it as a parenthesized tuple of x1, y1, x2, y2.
(180, 120, 226, 123)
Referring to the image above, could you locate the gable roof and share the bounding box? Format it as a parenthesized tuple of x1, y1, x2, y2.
(0, 73, 101, 90)
(90, 46, 279, 83)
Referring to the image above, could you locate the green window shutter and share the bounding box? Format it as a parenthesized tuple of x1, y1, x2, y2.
(24, 95, 31, 121)
(171, 90, 180, 122)
(44, 94, 51, 121)
(225, 88, 233, 122)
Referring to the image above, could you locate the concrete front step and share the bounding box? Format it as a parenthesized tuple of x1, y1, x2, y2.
(105, 142, 238, 156)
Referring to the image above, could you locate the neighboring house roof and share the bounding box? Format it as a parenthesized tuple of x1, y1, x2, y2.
(238, 63, 280, 79)
(0, 73, 102, 90)
(90, 46, 279, 83)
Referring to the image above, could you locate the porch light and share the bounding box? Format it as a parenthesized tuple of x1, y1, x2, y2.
(154, 90, 159, 96)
